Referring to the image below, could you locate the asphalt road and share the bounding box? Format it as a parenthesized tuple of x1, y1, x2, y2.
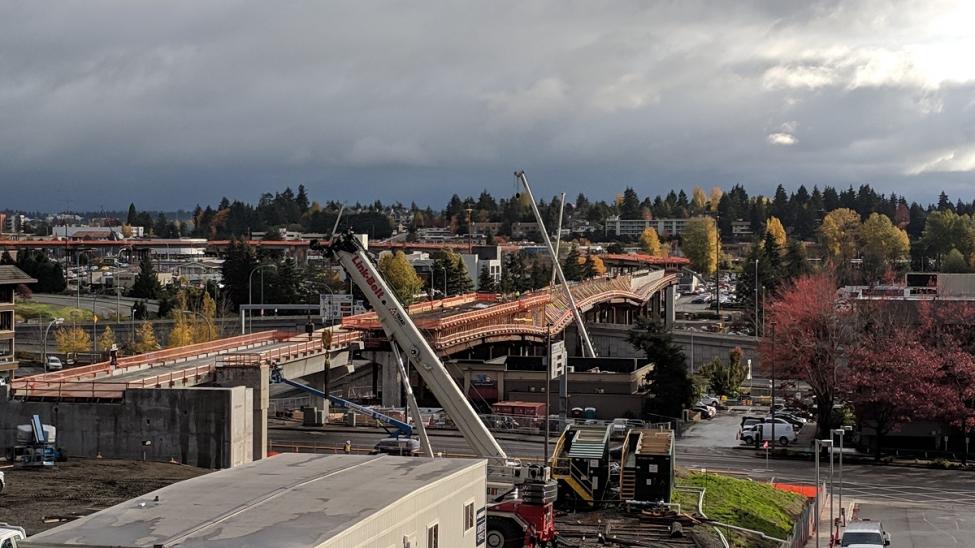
(268, 411, 975, 547)
(29, 293, 160, 318)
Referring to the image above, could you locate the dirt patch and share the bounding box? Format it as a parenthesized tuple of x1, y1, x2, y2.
(0, 458, 210, 535)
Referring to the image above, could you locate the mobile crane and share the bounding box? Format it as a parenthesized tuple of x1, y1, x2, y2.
(311, 232, 558, 548)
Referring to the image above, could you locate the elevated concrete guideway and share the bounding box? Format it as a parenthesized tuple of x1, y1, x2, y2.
(9, 328, 362, 400)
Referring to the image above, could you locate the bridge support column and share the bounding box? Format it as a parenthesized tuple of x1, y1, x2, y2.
(214, 364, 268, 461)
(370, 351, 402, 408)
(665, 285, 676, 329)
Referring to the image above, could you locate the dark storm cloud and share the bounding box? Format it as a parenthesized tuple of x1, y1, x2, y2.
(1, 0, 973, 210)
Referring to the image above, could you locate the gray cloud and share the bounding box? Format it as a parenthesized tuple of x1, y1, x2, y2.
(1, 0, 973, 210)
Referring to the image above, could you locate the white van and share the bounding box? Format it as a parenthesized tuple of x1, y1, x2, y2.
(740, 421, 798, 446)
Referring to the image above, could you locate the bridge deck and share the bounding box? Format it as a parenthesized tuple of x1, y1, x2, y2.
(10, 329, 361, 400)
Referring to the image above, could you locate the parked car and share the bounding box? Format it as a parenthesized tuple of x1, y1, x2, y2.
(840, 520, 890, 547)
(371, 437, 420, 456)
(46, 356, 63, 371)
(692, 405, 715, 419)
(768, 413, 807, 429)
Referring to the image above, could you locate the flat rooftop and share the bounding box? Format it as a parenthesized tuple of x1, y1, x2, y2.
(26, 453, 484, 548)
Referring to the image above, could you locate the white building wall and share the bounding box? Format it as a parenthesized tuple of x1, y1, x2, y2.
(324, 460, 486, 548)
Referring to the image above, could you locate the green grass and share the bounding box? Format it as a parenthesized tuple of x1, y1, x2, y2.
(676, 471, 807, 547)
(16, 302, 94, 323)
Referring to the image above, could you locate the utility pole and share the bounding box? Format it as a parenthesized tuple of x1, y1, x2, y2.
(544, 325, 552, 463)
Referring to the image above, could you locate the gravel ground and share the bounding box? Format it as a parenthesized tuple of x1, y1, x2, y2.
(0, 458, 209, 535)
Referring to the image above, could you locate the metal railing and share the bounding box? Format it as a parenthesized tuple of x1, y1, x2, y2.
(13, 361, 218, 399)
(781, 484, 825, 548)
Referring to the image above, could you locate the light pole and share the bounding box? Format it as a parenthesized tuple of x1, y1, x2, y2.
(814, 438, 834, 548)
(440, 266, 448, 297)
(753, 258, 759, 337)
(247, 264, 276, 334)
(833, 427, 849, 525)
(42, 317, 64, 369)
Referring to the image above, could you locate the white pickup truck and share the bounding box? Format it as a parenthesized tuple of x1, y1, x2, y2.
(0, 523, 26, 548)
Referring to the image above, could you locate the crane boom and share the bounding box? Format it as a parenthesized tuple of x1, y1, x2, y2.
(317, 234, 508, 461)
(515, 170, 597, 357)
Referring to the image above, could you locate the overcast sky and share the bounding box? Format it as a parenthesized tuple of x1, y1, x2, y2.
(2, 0, 974, 211)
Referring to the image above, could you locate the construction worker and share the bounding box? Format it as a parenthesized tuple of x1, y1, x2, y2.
(343, 440, 352, 454)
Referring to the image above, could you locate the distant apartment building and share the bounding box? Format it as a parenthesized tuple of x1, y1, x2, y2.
(52, 225, 144, 240)
(731, 220, 753, 238)
(604, 216, 689, 238)
(0, 265, 37, 380)
(510, 221, 542, 238)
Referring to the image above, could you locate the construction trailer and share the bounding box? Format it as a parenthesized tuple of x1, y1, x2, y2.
(550, 424, 612, 507)
(22, 453, 487, 548)
(620, 429, 675, 503)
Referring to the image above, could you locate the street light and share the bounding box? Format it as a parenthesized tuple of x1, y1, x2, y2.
(42, 317, 64, 370)
(814, 438, 834, 548)
(833, 427, 851, 525)
(440, 266, 448, 297)
(247, 264, 276, 334)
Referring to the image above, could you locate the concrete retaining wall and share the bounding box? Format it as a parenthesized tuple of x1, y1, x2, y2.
(0, 386, 252, 468)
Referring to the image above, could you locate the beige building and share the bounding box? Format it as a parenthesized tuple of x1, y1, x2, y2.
(0, 265, 37, 380)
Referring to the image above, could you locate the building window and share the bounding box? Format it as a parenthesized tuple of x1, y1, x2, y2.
(464, 501, 475, 531)
(0, 311, 12, 331)
(0, 286, 13, 304)
(426, 523, 439, 548)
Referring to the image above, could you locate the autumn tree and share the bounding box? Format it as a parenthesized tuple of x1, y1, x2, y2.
(682, 216, 720, 275)
(819, 208, 861, 264)
(379, 251, 423, 305)
(133, 322, 161, 353)
(765, 216, 787, 249)
(56, 327, 91, 356)
(763, 271, 854, 438)
(691, 186, 708, 214)
(859, 213, 910, 281)
(640, 227, 662, 256)
(586, 255, 606, 277)
(98, 326, 116, 353)
(846, 304, 942, 460)
(193, 291, 219, 343)
(708, 187, 723, 212)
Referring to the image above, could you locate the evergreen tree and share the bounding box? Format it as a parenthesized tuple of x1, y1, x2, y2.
(529, 260, 551, 290)
(127, 203, 138, 226)
(130, 257, 161, 299)
(220, 238, 259, 310)
(478, 264, 497, 292)
(562, 245, 583, 281)
(627, 316, 694, 420)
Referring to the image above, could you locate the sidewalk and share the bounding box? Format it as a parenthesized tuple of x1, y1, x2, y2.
(804, 497, 857, 548)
